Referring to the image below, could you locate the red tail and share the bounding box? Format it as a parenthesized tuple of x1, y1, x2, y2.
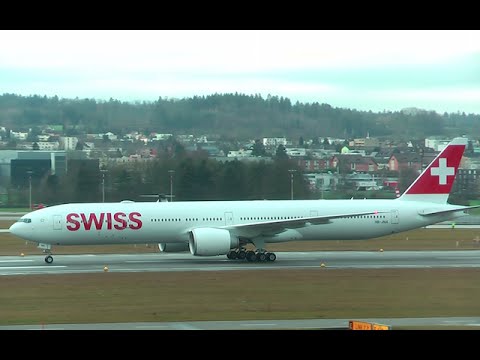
(399, 137, 467, 203)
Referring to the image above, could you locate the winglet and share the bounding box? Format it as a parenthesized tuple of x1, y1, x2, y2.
(398, 137, 467, 203)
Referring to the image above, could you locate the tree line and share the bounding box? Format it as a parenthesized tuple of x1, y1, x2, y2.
(1, 93, 480, 140)
(7, 151, 313, 207)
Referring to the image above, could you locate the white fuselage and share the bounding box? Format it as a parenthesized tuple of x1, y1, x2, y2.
(10, 199, 467, 246)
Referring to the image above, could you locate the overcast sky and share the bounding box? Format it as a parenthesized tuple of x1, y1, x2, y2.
(1, 30, 479, 114)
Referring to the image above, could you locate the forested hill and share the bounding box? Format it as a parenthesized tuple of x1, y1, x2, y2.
(1, 93, 479, 139)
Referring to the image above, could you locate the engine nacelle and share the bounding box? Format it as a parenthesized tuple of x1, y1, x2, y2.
(158, 242, 190, 252)
(189, 228, 238, 256)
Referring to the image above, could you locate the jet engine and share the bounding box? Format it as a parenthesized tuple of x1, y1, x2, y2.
(158, 242, 190, 252)
(189, 228, 238, 256)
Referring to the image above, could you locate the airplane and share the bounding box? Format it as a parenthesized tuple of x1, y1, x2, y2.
(8, 137, 479, 264)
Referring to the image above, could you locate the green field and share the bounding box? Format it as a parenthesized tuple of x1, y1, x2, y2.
(1, 268, 480, 326)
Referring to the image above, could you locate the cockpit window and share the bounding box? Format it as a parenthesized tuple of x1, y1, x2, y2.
(17, 218, 32, 223)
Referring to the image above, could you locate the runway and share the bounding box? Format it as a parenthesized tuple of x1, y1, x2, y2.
(1, 316, 480, 330)
(0, 212, 27, 221)
(2, 250, 480, 276)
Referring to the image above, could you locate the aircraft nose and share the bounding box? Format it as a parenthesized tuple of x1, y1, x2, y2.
(9, 222, 20, 236)
(9, 221, 31, 239)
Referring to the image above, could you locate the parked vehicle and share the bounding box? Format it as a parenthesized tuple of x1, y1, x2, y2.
(32, 203, 47, 210)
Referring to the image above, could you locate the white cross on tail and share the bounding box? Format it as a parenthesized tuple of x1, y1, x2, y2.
(430, 158, 455, 185)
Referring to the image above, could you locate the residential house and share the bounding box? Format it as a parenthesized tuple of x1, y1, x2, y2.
(388, 152, 422, 172)
(296, 158, 329, 172)
(330, 154, 378, 173)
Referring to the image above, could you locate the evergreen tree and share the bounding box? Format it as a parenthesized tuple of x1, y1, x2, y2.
(251, 139, 266, 157)
(275, 144, 289, 160)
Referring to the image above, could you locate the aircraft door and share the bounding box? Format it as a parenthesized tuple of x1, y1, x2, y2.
(53, 215, 62, 230)
(225, 212, 234, 226)
(391, 210, 399, 224)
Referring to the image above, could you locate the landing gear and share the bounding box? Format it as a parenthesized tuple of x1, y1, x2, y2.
(227, 248, 248, 260)
(245, 250, 276, 262)
(38, 243, 53, 264)
(226, 248, 277, 262)
(237, 249, 246, 260)
(266, 252, 276, 262)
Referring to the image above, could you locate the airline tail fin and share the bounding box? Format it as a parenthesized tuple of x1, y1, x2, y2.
(397, 137, 467, 204)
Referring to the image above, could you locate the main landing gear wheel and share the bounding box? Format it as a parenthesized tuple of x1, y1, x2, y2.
(45, 255, 53, 264)
(226, 249, 247, 260)
(266, 252, 276, 262)
(226, 249, 277, 262)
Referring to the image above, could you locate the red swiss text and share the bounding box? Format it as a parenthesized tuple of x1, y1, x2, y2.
(66, 212, 143, 231)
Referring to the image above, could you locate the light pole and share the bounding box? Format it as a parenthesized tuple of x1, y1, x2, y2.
(26, 170, 33, 209)
(168, 170, 175, 202)
(288, 169, 296, 200)
(100, 169, 108, 203)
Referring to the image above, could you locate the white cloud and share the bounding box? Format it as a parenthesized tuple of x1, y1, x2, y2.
(1, 30, 480, 113)
(2, 30, 480, 71)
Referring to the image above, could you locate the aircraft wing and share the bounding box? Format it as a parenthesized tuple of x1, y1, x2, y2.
(223, 210, 386, 238)
(418, 205, 480, 217)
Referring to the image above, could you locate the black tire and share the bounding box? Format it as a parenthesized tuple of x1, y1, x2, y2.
(226, 251, 237, 260)
(45, 255, 53, 264)
(237, 250, 246, 260)
(257, 252, 267, 262)
(266, 252, 276, 262)
(246, 251, 257, 262)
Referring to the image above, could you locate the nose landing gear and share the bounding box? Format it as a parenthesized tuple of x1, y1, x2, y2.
(38, 243, 54, 264)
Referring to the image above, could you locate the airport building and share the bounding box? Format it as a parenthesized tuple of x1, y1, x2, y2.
(0, 150, 98, 206)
